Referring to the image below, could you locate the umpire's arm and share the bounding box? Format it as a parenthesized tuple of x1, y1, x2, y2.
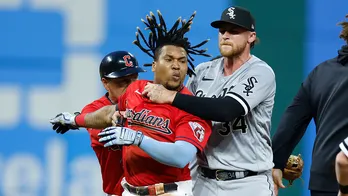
(272, 82, 313, 170)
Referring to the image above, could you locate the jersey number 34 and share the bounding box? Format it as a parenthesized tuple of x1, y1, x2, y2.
(218, 117, 247, 136)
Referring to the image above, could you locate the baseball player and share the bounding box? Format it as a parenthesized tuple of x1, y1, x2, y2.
(50, 51, 145, 196)
(143, 6, 275, 196)
(97, 10, 212, 196)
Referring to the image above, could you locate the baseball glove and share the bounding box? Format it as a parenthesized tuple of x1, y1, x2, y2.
(283, 154, 304, 186)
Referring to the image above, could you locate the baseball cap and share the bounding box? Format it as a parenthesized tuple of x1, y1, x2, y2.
(211, 6, 255, 32)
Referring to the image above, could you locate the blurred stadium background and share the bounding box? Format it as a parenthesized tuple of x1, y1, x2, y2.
(0, 0, 347, 195)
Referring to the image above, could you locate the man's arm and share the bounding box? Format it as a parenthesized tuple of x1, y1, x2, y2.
(75, 105, 116, 129)
(139, 138, 197, 168)
(50, 105, 118, 133)
(98, 127, 197, 168)
(272, 83, 314, 170)
(144, 66, 275, 122)
(271, 68, 316, 195)
(171, 95, 244, 122)
(98, 115, 211, 168)
(139, 110, 211, 169)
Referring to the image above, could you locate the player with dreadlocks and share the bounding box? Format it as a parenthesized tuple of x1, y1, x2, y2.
(97, 10, 212, 196)
(132, 10, 210, 77)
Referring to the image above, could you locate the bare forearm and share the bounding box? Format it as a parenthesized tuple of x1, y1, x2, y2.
(338, 139, 348, 196)
(337, 153, 348, 183)
(76, 105, 116, 129)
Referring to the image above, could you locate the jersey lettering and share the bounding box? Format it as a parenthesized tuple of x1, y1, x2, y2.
(218, 117, 248, 136)
(232, 116, 248, 133)
(126, 109, 172, 134)
(195, 85, 235, 98)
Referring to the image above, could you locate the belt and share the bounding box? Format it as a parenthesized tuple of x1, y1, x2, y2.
(123, 182, 178, 195)
(199, 166, 258, 181)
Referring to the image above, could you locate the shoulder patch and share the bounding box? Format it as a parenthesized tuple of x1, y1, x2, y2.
(189, 121, 205, 142)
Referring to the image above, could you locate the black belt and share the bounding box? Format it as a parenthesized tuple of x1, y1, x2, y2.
(123, 182, 178, 195)
(199, 166, 258, 181)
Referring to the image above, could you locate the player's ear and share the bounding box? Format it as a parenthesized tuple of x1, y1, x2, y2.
(248, 32, 256, 44)
(152, 61, 156, 72)
(101, 78, 110, 91)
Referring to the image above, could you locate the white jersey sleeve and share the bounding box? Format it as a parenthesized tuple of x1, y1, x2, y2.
(225, 64, 276, 115)
(340, 137, 348, 157)
(186, 74, 197, 93)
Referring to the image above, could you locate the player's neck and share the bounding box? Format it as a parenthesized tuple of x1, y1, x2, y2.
(107, 93, 118, 104)
(223, 52, 251, 76)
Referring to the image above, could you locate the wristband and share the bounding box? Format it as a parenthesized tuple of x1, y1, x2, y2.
(134, 131, 144, 146)
(75, 113, 87, 127)
(339, 184, 348, 194)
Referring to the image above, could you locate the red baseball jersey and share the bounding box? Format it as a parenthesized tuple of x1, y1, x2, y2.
(81, 94, 123, 195)
(118, 80, 212, 186)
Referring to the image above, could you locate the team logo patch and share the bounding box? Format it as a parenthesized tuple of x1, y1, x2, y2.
(123, 55, 133, 67)
(189, 122, 205, 142)
(242, 76, 258, 96)
(226, 7, 236, 19)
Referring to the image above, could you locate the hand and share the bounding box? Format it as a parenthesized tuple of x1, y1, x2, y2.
(111, 111, 126, 126)
(49, 112, 79, 134)
(272, 168, 286, 196)
(142, 83, 177, 104)
(98, 127, 144, 147)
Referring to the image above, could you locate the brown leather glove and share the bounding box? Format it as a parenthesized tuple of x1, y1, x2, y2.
(283, 154, 304, 186)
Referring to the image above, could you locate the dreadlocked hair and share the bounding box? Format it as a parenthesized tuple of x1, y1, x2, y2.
(133, 10, 211, 77)
(338, 14, 348, 43)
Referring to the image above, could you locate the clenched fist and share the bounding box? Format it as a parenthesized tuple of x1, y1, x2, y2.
(50, 112, 80, 134)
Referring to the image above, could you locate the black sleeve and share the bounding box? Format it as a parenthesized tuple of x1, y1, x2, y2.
(172, 93, 245, 122)
(272, 82, 313, 170)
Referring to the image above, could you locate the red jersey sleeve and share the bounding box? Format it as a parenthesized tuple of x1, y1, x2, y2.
(173, 86, 212, 151)
(81, 103, 99, 114)
(175, 112, 212, 152)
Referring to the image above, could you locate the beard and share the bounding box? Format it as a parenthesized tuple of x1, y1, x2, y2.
(164, 80, 183, 91)
(219, 41, 247, 58)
